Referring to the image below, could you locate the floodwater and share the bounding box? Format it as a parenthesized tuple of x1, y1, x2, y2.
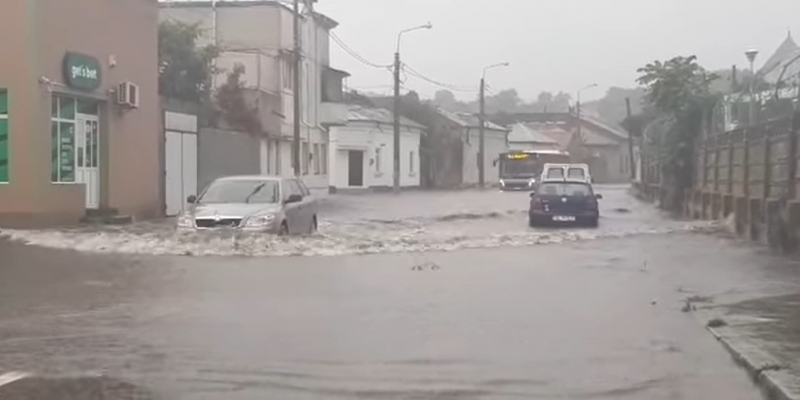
(1, 186, 798, 399)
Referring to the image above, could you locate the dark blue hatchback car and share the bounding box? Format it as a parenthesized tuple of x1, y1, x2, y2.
(528, 180, 602, 227)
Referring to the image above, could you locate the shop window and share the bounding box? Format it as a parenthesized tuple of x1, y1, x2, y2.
(0, 90, 8, 183)
(51, 96, 76, 182)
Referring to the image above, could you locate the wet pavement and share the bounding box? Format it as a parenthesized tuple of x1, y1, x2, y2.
(1, 187, 799, 399)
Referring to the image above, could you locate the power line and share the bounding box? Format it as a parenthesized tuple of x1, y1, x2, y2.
(403, 63, 477, 93)
(329, 32, 392, 69)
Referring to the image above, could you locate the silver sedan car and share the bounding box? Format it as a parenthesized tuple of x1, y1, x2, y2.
(177, 176, 318, 235)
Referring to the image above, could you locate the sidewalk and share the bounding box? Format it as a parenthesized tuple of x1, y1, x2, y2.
(701, 293, 800, 400)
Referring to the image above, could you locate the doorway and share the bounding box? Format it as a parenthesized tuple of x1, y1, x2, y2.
(348, 150, 364, 187)
(75, 113, 100, 209)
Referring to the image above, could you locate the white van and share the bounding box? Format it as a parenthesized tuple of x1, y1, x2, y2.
(541, 163, 592, 183)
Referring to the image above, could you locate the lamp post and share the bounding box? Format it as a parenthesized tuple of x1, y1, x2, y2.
(393, 22, 432, 194)
(576, 84, 598, 145)
(478, 62, 510, 189)
(745, 49, 759, 126)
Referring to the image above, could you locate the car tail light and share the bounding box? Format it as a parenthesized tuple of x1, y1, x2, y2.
(530, 196, 544, 210)
(585, 198, 598, 210)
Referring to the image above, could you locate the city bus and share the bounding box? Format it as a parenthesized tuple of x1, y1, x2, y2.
(496, 149, 571, 191)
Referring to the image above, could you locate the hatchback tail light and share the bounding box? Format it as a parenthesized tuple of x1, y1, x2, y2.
(585, 198, 598, 210)
(530, 196, 544, 210)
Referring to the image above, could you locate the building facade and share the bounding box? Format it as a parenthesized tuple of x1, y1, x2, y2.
(160, 1, 348, 190)
(328, 106, 424, 192)
(0, 0, 160, 227)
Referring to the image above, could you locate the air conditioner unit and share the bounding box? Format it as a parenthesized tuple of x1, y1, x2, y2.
(116, 81, 139, 109)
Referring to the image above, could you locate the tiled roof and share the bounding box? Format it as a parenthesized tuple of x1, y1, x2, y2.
(435, 108, 508, 131)
(347, 105, 426, 130)
(507, 122, 560, 144)
(759, 34, 799, 78)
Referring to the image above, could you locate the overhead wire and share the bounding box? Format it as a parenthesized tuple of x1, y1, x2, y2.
(329, 31, 392, 69)
(403, 64, 477, 93)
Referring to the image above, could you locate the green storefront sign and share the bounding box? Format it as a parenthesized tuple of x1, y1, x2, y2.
(62, 52, 101, 91)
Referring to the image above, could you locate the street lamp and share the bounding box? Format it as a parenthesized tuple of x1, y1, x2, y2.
(478, 62, 510, 189)
(576, 83, 598, 144)
(745, 49, 759, 125)
(393, 22, 433, 194)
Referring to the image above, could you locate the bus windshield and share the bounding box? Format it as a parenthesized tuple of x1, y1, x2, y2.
(499, 152, 570, 179)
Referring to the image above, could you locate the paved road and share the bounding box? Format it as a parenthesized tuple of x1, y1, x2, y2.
(1, 187, 798, 399)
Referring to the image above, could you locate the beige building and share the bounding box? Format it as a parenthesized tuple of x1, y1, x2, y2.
(0, 0, 160, 227)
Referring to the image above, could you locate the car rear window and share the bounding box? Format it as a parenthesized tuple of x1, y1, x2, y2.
(567, 168, 586, 179)
(538, 182, 592, 196)
(546, 168, 564, 179)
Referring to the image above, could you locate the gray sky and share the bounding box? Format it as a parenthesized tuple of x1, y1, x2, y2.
(316, 0, 800, 102)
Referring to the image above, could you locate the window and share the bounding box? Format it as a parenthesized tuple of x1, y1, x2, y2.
(313, 143, 320, 174)
(321, 144, 328, 174)
(297, 179, 311, 196)
(409, 151, 415, 174)
(0, 90, 8, 183)
(284, 179, 303, 201)
(375, 147, 382, 173)
(282, 58, 294, 91)
(51, 96, 77, 182)
(302, 142, 309, 175)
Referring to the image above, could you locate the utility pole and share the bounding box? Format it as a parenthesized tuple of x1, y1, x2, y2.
(478, 77, 486, 188)
(625, 98, 636, 180)
(292, 0, 302, 176)
(392, 52, 401, 193)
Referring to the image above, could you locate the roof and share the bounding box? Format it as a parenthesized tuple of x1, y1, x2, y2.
(578, 129, 621, 146)
(346, 105, 426, 130)
(759, 33, 799, 78)
(324, 66, 351, 78)
(159, 1, 339, 27)
(435, 108, 508, 131)
(507, 122, 559, 144)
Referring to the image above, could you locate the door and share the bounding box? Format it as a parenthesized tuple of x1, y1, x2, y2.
(75, 114, 100, 209)
(348, 150, 364, 187)
(283, 179, 304, 233)
(165, 131, 198, 216)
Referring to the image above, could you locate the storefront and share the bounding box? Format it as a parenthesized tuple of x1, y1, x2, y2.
(0, 0, 160, 227)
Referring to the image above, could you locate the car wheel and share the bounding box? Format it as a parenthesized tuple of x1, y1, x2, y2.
(528, 217, 537, 228)
(309, 216, 318, 233)
(279, 221, 289, 236)
(587, 217, 599, 228)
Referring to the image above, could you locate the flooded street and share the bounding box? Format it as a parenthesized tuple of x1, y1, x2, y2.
(1, 188, 798, 399)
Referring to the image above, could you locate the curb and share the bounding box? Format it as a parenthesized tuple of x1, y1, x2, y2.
(707, 325, 799, 400)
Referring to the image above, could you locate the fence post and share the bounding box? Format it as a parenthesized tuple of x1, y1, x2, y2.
(713, 136, 720, 192)
(728, 136, 734, 194)
(764, 134, 771, 200)
(743, 130, 750, 198)
(788, 112, 799, 199)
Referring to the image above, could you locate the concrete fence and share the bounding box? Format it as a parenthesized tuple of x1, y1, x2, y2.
(642, 112, 800, 252)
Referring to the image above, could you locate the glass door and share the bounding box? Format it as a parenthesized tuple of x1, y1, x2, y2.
(75, 114, 100, 209)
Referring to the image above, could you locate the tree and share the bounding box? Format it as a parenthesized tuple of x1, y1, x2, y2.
(158, 20, 219, 102)
(486, 89, 521, 113)
(215, 63, 262, 134)
(636, 55, 718, 210)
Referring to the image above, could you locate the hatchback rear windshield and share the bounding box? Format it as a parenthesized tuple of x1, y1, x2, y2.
(538, 182, 593, 196)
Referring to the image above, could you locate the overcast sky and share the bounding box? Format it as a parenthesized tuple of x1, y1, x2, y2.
(315, 0, 800, 102)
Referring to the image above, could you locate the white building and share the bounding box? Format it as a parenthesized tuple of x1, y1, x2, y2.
(328, 106, 425, 192)
(160, 1, 348, 190)
(432, 109, 510, 187)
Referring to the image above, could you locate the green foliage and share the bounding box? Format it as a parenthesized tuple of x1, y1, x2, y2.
(215, 64, 262, 134)
(637, 55, 718, 210)
(158, 20, 220, 102)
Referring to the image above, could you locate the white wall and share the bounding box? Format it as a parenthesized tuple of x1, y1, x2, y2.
(462, 129, 508, 185)
(329, 122, 421, 189)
